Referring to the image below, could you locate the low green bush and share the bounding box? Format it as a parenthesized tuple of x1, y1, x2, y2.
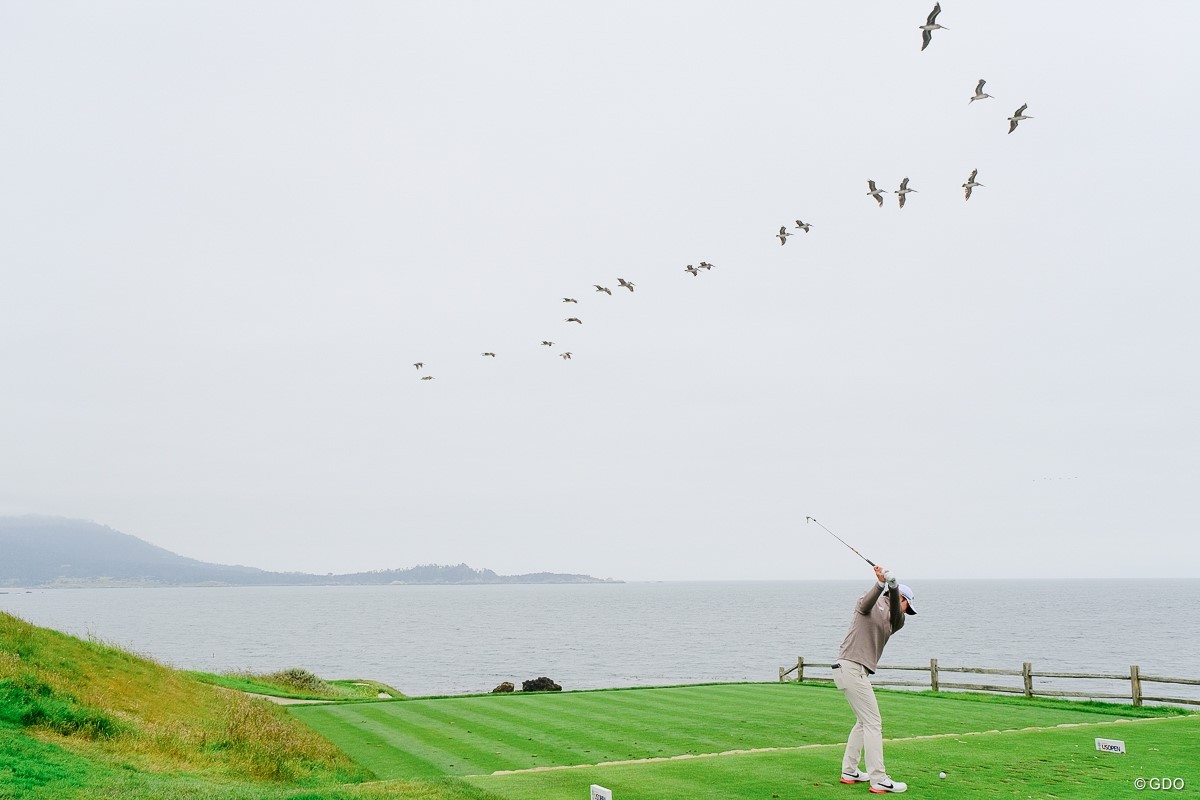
(256, 668, 331, 695)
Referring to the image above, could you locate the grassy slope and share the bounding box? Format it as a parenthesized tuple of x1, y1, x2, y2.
(0, 723, 496, 800)
(288, 682, 1187, 780)
(0, 612, 490, 800)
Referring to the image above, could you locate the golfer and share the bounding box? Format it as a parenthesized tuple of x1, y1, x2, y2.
(833, 564, 916, 794)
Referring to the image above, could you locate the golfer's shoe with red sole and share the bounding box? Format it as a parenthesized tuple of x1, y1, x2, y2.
(869, 778, 908, 793)
(839, 768, 868, 784)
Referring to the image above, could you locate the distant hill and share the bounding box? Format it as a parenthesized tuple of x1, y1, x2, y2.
(0, 516, 618, 587)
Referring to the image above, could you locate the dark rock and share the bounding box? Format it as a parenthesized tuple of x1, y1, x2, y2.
(521, 676, 562, 692)
(491, 681, 515, 693)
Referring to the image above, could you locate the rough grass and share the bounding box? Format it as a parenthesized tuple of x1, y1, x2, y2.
(0, 611, 374, 797)
(0, 720, 501, 799)
(188, 670, 404, 701)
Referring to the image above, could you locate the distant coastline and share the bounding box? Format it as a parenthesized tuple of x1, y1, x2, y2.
(0, 516, 621, 588)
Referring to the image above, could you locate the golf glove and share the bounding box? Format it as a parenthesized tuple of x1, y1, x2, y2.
(884, 570, 898, 588)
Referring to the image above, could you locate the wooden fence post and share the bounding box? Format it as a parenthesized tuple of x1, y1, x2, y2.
(796, 657, 804, 683)
(1022, 662, 1034, 698)
(779, 666, 786, 682)
(1130, 665, 1142, 706)
(930, 658, 939, 692)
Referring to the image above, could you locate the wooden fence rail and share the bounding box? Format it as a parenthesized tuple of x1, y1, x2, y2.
(778, 657, 1200, 707)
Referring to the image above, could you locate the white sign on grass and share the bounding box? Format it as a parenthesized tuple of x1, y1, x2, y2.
(1095, 738, 1126, 754)
(590, 785, 613, 800)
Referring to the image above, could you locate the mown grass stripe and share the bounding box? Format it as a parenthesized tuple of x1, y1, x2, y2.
(311, 702, 496, 779)
(593, 687, 790, 721)
(471, 694, 731, 759)
(410, 697, 656, 763)
(584, 690, 798, 752)
(362, 698, 612, 774)
(316, 704, 461, 779)
(488, 688, 804, 759)
(395, 701, 591, 768)
(296, 703, 474, 776)
(460, 694, 709, 748)
(394, 701, 587, 769)
(589, 684, 798, 724)
(354, 703, 524, 776)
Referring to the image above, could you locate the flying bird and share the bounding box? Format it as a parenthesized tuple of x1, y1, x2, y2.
(560, 352, 572, 360)
(481, 352, 496, 357)
(541, 341, 554, 347)
(562, 297, 578, 303)
(919, 3, 946, 50)
(895, 177, 917, 208)
(1008, 103, 1033, 133)
(698, 261, 714, 270)
(413, 362, 424, 369)
(969, 79, 993, 103)
(420, 375, 434, 381)
(617, 278, 635, 292)
(962, 169, 984, 201)
(684, 264, 700, 276)
(867, 180, 885, 207)
(595, 285, 612, 295)
(566, 317, 583, 324)
(794, 220, 812, 233)
(777, 226, 792, 245)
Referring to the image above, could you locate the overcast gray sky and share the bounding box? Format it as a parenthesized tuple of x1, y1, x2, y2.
(1, 1, 1197, 581)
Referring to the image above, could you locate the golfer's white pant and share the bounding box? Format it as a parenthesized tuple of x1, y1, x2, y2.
(832, 658, 887, 784)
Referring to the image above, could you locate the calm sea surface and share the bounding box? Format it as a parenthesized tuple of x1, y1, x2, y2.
(2, 580, 1197, 702)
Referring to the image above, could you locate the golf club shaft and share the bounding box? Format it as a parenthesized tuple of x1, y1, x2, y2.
(806, 516, 876, 567)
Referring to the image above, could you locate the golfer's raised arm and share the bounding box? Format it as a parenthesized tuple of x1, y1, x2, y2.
(856, 565, 887, 615)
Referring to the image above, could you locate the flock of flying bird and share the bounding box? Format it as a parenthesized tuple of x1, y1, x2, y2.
(773, 2, 1035, 249)
(416, 3, 1036, 380)
(412, 275, 654, 377)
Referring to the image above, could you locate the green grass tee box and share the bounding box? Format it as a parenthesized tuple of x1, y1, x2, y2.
(288, 682, 1191, 785)
(468, 714, 1200, 800)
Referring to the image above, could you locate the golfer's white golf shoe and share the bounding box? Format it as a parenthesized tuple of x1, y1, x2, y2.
(869, 777, 907, 793)
(839, 768, 868, 784)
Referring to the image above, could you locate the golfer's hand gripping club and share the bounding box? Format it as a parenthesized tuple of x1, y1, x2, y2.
(873, 565, 898, 588)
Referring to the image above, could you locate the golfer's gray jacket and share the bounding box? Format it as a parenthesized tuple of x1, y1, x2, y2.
(836, 582, 905, 674)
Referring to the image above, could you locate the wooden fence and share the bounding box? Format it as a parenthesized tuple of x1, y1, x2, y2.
(778, 657, 1200, 707)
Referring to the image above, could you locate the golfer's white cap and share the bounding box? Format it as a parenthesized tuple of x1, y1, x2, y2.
(899, 584, 917, 615)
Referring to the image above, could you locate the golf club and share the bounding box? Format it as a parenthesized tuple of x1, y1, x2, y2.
(806, 516, 876, 567)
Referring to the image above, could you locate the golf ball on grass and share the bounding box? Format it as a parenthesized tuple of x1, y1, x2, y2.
(939, 772, 947, 779)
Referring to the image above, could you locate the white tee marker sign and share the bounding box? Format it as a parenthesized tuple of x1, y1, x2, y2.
(590, 785, 613, 800)
(1095, 738, 1127, 754)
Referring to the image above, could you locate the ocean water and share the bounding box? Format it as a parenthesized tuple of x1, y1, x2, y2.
(2, 579, 1197, 703)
